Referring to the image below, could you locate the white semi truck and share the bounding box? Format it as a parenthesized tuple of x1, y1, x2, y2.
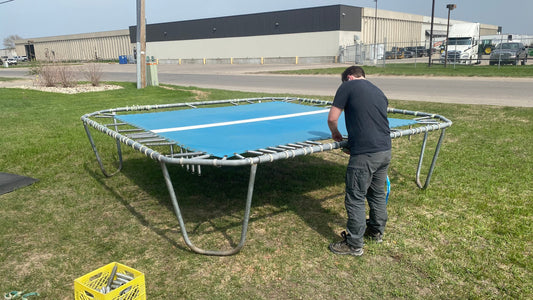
(440, 23, 481, 65)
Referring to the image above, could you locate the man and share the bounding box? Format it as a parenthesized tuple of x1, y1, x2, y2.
(327, 66, 391, 256)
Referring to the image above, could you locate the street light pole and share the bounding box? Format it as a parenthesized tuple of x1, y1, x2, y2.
(428, 0, 435, 67)
(444, 4, 456, 68)
(374, 0, 378, 64)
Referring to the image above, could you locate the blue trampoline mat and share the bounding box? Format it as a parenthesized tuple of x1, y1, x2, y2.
(117, 102, 416, 158)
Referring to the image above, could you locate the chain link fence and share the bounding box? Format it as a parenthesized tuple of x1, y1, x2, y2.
(339, 40, 438, 66)
(339, 36, 533, 67)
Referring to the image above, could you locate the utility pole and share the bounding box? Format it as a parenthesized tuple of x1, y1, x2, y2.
(136, 0, 146, 89)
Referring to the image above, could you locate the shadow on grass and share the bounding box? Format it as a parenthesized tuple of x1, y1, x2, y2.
(85, 152, 360, 253)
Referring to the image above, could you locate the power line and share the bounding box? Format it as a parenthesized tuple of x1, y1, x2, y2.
(0, 0, 15, 5)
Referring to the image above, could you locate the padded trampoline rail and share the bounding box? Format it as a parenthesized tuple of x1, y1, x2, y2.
(81, 97, 452, 255)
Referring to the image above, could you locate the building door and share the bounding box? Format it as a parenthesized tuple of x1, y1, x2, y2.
(24, 43, 36, 61)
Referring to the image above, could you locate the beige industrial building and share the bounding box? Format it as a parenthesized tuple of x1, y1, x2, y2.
(14, 30, 133, 62)
(14, 5, 499, 64)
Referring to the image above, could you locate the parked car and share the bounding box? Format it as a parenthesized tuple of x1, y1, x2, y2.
(6, 58, 18, 65)
(489, 42, 528, 65)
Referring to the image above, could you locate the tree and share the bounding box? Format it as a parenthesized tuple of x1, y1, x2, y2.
(3, 35, 22, 49)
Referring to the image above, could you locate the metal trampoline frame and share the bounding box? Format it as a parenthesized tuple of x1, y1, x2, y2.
(81, 97, 452, 256)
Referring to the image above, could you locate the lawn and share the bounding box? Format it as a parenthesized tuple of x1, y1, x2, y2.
(0, 82, 531, 299)
(275, 63, 533, 78)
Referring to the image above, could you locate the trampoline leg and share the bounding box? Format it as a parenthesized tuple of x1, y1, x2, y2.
(416, 129, 446, 189)
(83, 122, 123, 177)
(161, 162, 258, 256)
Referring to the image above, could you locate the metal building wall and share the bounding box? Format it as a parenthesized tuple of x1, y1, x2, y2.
(362, 8, 425, 48)
(361, 8, 499, 50)
(146, 31, 346, 63)
(15, 30, 133, 61)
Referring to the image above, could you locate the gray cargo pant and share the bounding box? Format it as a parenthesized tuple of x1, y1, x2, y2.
(344, 149, 391, 248)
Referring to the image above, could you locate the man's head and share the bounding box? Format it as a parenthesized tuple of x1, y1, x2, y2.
(341, 66, 366, 82)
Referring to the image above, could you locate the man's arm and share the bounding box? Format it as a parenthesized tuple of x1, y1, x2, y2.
(328, 106, 343, 142)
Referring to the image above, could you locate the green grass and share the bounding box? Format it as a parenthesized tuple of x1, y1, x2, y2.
(0, 83, 531, 299)
(0, 77, 21, 82)
(277, 63, 533, 77)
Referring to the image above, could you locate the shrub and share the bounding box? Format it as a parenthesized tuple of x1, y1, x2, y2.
(39, 64, 60, 87)
(81, 63, 103, 86)
(37, 63, 77, 87)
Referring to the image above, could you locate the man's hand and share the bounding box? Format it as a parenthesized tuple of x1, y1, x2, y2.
(331, 131, 343, 142)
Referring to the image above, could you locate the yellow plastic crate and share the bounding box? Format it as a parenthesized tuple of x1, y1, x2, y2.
(74, 262, 146, 300)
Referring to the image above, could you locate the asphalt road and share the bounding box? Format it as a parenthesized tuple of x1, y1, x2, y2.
(1, 63, 532, 107)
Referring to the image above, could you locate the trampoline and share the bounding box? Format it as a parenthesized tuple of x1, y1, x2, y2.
(82, 97, 452, 255)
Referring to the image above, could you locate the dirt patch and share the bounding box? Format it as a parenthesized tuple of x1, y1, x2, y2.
(160, 85, 210, 100)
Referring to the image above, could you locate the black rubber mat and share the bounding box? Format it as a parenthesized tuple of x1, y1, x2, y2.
(0, 172, 38, 195)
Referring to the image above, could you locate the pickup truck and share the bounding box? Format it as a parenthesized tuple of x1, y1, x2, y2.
(385, 47, 404, 59)
(489, 42, 528, 65)
(405, 46, 428, 57)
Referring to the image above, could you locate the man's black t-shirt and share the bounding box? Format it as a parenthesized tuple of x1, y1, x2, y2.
(332, 79, 391, 155)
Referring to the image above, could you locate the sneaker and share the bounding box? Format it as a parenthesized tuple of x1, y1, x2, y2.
(364, 228, 383, 243)
(329, 231, 363, 256)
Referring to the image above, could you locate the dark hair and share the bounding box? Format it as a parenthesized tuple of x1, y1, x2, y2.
(341, 66, 366, 82)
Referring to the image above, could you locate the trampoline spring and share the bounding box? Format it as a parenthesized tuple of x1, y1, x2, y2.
(234, 153, 245, 159)
(304, 140, 321, 145)
(247, 150, 264, 155)
(287, 143, 304, 148)
(146, 142, 175, 146)
(137, 138, 167, 143)
(296, 142, 313, 147)
(416, 119, 439, 124)
(257, 148, 277, 154)
(169, 151, 205, 158)
(116, 272, 134, 281)
(267, 146, 285, 152)
(104, 123, 127, 127)
(126, 132, 157, 138)
(126, 129, 157, 138)
(277, 145, 297, 150)
(114, 277, 129, 284)
(118, 128, 143, 133)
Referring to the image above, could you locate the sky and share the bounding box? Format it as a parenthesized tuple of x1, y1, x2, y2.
(1, 0, 532, 44)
